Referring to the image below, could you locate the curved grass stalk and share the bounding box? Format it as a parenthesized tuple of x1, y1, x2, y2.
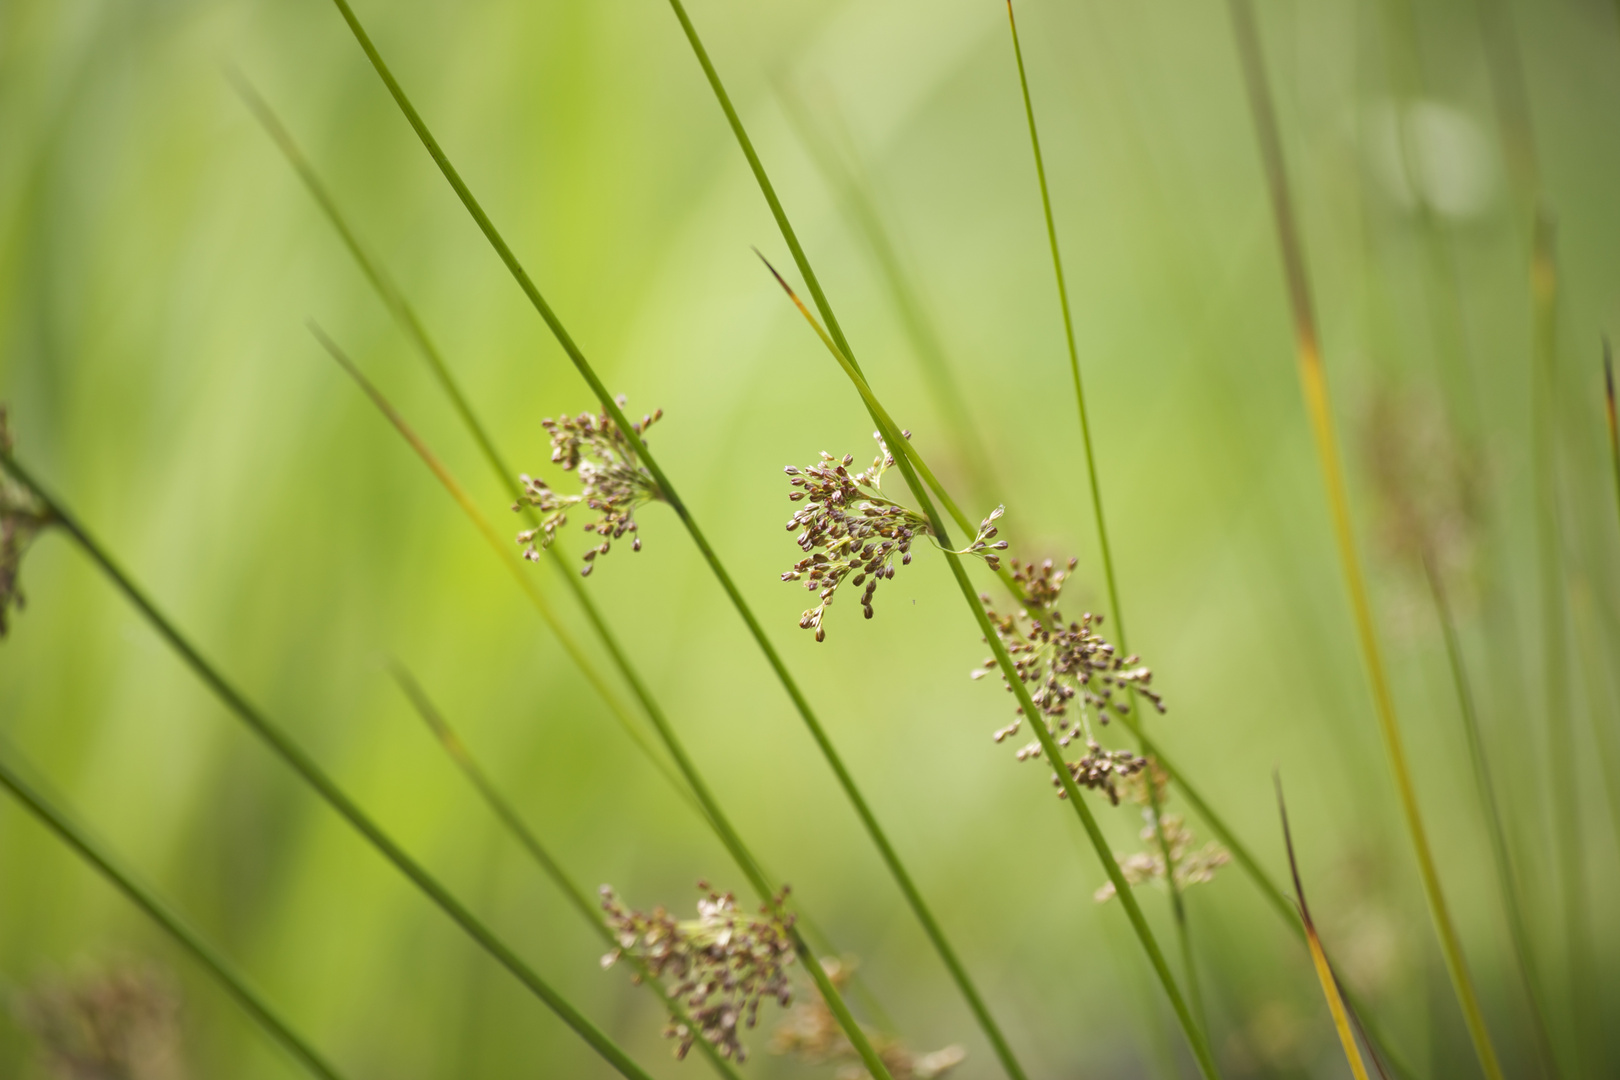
(1274, 777, 1373, 1080)
(1223, 2, 1502, 1076)
(759, 257, 1220, 1079)
(1001, 0, 1203, 1035)
(388, 667, 745, 1080)
(0, 452, 659, 1080)
(0, 746, 349, 1080)
(1607, 341, 1620, 532)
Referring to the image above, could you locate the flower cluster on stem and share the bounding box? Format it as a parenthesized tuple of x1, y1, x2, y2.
(974, 557, 1164, 804)
(771, 958, 966, 1080)
(19, 965, 183, 1080)
(514, 397, 663, 576)
(1095, 765, 1230, 901)
(0, 406, 53, 639)
(781, 433, 1005, 641)
(599, 881, 795, 1062)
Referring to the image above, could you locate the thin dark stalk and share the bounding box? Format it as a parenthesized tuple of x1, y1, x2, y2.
(760, 256, 1220, 1079)
(1530, 215, 1589, 1077)
(0, 453, 659, 1080)
(388, 667, 745, 1080)
(1224, 2, 1502, 1075)
(1274, 776, 1372, 1080)
(0, 747, 348, 1080)
(1424, 551, 1560, 1077)
(1001, 0, 1204, 1036)
(307, 319, 888, 1074)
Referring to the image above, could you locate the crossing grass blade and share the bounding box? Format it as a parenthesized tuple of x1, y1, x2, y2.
(388, 666, 746, 1080)
(1274, 775, 1373, 1080)
(1223, 2, 1502, 1074)
(0, 743, 350, 1080)
(0, 450, 661, 1080)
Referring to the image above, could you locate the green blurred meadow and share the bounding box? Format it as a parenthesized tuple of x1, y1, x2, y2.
(2, 0, 1619, 1075)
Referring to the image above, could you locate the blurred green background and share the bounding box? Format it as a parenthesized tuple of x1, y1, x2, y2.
(2, 0, 1619, 1075)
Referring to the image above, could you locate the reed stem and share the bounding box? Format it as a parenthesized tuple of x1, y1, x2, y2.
(1223, 2, 1502, 1075)
(1001, 0, 1204, 1035)
(0, 745, 349, 1080)
(761, 257, 1220, 1079)
(389, 667, 745, 1080)
(1606, 341, 1620, 542)
(1424, 552, 1560, 1077)
(0, 452, 659, 1080)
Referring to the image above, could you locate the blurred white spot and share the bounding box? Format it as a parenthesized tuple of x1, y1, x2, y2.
(1365, 99, 1497, 220)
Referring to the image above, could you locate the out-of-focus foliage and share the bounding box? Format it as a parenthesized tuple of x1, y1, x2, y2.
(2, 0, 1618, 1075)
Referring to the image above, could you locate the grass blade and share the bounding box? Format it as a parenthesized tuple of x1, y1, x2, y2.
(1274, 776, 1372, 1080)
(1001, 0, 1204, 1036)
(758, 254, 1221, 1080)
(1223, 2, 1503, 1074)
(0, 744, 349, 1080)
(0, 451, 660, 1080)
(388, 666, 745, 1080)
(1607, 340, 1620, 541)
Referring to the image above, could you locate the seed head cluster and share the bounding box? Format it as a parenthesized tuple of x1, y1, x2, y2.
(514, 397, 663, 576)
(600, 881, 795, 1063)
(1094, 812, 1231, 903)
(974, 557, 1164, 804)
(0, 406, 52, 639)
(781, 433, 1006, 641)
(18, 966, 183, 1080)
(770, 958, 966, 1080)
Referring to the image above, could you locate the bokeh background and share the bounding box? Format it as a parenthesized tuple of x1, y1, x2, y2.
(2, 0, 1618, 1076)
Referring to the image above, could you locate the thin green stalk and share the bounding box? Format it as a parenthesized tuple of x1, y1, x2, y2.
(761, 257, 1220, 1080)
(0, 453, 659, 1080)
(1530, 215, 1589, 1077)
(1223, 2, 1502, 1076)
(1606, 340, 1620, 540)
(1001, 0, 1204, 1035)
(388, 667, 745, 1080)
(773, 86, 1000, 511)
(1424, 551, 1560, 1078)
(0, 746, 348, 1080)
(309, 322, 892, 1064)
(239, 72, 892, 1020)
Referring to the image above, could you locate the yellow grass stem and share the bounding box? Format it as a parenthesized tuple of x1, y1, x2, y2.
(1224, 2, 1502, 1075)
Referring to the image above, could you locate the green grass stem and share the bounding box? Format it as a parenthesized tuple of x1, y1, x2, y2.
(759, 255, 1221, 1079)
(1424, 550, 1560, 1077)
(0, 451, 660, 1080)
(1530, 215, 1590, 1076)
(0, 744, 349, 1080)
(1001, 0, 1204, 1036)
(1223, 2, 1502, 1075)
(1606, 340, 1620, 538)
(388, 666, 745, 1080)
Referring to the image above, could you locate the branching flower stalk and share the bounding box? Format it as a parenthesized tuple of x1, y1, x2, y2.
(0, 406, 54, 638)
(0, 449, 659, 1080)
(758, 259, 1220, 1079)
(391, 670, 744, 1080)
(516, 401, 665, 576)
(0, 745, 349, 1080)
(600, 883, 795, 1063)
(1225, 1, 1502, 1075)
(771, 958, 966, 1080)
(782, 438, 1004, 640)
